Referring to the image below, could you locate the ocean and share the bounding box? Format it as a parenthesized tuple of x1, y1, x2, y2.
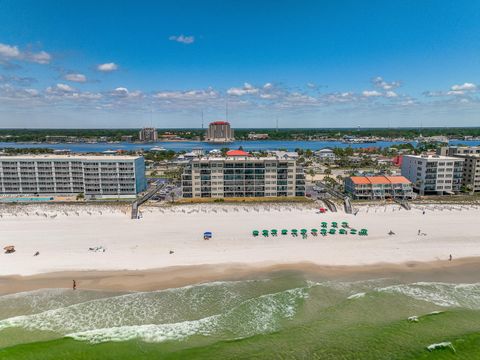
(1, 272, 479, 359)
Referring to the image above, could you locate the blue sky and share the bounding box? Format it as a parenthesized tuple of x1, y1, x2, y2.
(0, 0, 479, 128)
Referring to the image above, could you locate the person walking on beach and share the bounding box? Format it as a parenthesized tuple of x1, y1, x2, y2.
(418, 229, 421, 235)
(449, 254, 453, 261)
(73, 280, 77, 290)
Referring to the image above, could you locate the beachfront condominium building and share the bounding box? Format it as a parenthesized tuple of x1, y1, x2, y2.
(401, 155, 464, 195)
(452, 154, 480, 192)
(344, 176, 414, 200)
(437, 146, 480, 157)
(0, 155, 147, 199)
(181, 150, 305, 198)
(139, 127, 158, 142)
(205, 121, 234, 143)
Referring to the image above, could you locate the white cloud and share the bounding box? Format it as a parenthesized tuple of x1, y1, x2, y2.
(29, 50, 51, 64)
(65, 73, 87, 83)
(385, 91, 398, 98)
(372, 76, 401, 90)
(0, 43, 20, 58)
(227, 83, 259, 96)
(263, 82, 273, 89)
(97, 62, 118, 72)
(362, 90, 382, 97)
(0, 43, 52, 64)
(47, 83, 75, 93)
(169, 35, 195, 44)
(451, 82, 476, 91)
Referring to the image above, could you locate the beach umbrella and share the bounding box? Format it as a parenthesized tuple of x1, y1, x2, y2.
(321, 222, 328, 228)
(262, 230, 269, 237)
(281, 229, 288, 235)
(203, 232, 212, 240)
(339, 229, 347, 235)
(252, 230, 259, 236)
(311, 228, 318, 233)
(329, 228, 336, 234)
(341, 221, 349, 228)
(331, 222, 338, 228)
(350, 229, 357, 235)
(320, 228, 327, 235)
(300, 229, 307, 234)
(291, 229, 298, 234)
(271, 229, 278, 236)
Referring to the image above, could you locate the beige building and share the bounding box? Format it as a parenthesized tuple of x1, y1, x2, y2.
(453, 154, 480, 192)
(139, 127, 158, 142)
(182, 150, 305, 198)
(205, 121, 234, 143)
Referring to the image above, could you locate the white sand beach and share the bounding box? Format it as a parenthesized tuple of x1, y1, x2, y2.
(0, 203, 479, 277)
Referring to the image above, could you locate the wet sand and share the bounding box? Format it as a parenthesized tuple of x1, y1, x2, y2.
(2, 257, 480, 295)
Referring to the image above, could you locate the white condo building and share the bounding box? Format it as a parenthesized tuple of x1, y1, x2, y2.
(401, 155, 464, 195)
(0, 155, 147, 199)
(181, 150, 305, 198)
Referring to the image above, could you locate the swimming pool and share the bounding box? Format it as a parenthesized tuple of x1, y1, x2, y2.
(0, 197, 54, 203)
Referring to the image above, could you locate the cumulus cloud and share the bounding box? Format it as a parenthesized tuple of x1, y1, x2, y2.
(65, 73, 87, 83)
(0, 42, 52, 64)
(451, 82, 476, 91)
(227, 83, 259, 96)
(0, 43, 21, 58)
(46, 83, 75, 93)
(362, 90, 383, 97)
(372, 76, 401, 90)
(169, 35, 195, 44)
(97, 62, 118, 72)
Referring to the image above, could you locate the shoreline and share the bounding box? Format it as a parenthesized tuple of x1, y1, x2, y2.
(2, 257, 480, 295)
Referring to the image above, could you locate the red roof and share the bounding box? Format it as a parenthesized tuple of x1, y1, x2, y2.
(226, 150, 251, 157)
(210, 121, 230, 125)
(349, 176, 411, 185)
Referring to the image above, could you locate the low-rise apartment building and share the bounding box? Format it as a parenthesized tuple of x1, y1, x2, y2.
(401, 155, 464, 195)
(0, 155, 147, 199)
(181, 150, 305, 198)
(344, 176, 414, 200)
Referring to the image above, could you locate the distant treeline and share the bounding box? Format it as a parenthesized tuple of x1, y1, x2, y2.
(0, 127, 479, 142)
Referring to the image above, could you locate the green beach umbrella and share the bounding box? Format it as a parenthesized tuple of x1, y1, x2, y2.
(321, 222, 328, 228)
(281, 229, 288, 235)
(271, 229, 278, 235)
(332, 222, 338, 228)
(339, 229, 347, 235)
(300, 229, 307, 234)
(262, 230, 269, 236)
(252, 230, 259, 236)
(320, 228, 327, 235)
(341, 221, 348, 228)
(350, 229, 357, 234)
(329, 228, 336, 234)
